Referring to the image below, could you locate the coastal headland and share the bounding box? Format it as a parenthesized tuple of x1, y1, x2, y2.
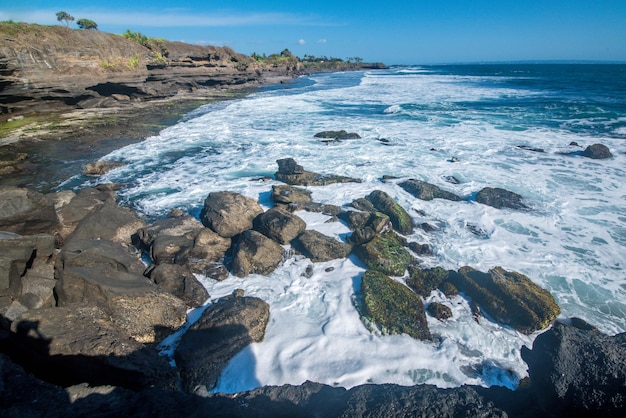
(1, 23, 625, 417)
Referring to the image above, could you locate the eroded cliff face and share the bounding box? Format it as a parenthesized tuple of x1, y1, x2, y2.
(0, 23, 298, 118)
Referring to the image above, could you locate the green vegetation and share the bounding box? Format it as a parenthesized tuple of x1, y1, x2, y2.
(99, 59, 116, 71)
(406, 266, 452, 297)
(56, 11, 74, 27)
(353, 230, 414, 276)
(357, 270, 431, 340)
(127, 53, 140, 70)
(123, 29, 169, 63)
(77, 18, 98, 30)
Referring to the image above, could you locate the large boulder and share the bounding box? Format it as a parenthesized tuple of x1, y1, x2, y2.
(406, 266, 457, 297)
(450, 266, 560, 334)
(582, 143, 613, 159)
(145, 263, 209, 307)
(231, 230, 284, 277)
(356, 270, 431, 340)
(9, 304, 177, 390)
(55, 186, 116, 244)
(365, 190, 413, 235)
(175, 294, 270, 396)
(54, 238, 187, 343)
(270, 184, 313, 205)
(292, 230, 352, 262)
(66, 200, 147, 245)
(82, 160, 124, 175)
(399, 179, 462, 202)
(345, 212, 391, 246)
(253, 206, 306, 244)
(200, 191, 263, 238)
(521, 320, 626, 414)
(475, 187, 528, 210)
(353, 230, 414, 276)
(0, 187, 60, 235)
(314, 130, 361, 140)
(274, 158, 361, 186)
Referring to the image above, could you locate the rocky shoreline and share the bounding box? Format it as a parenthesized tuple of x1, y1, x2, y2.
(1, 156, 625, 417)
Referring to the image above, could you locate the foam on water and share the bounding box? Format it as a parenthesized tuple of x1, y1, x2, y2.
(80, 66, 626, 392)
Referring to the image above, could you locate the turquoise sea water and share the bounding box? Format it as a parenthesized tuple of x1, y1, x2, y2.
(73, 64, 626, 392)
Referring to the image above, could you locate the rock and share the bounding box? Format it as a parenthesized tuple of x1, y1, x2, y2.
(253, 206, 306, 244)
(0, 232, 55, 300)
(406, 266, 453, 297)
(356, 270, 431, 340)
(521, 321, 626, 414)
(231, 230, 284, 277)
(150, 234, 194, 265)
(146, 263, 209, 307)
(82, 160, 124, 175)
(187, 228, 232, 265)
(175, 295, 270, 395)
(9, 304, 177, 390)
(55, 187, 116, 244)
(353, 230, 414, 276)
(135, 215, 204, 248)
(0, 187, 60, 236)
(274, 158, 361, 186)
(450, 266, 560, 334)
(582, 143, 613, 159)
(408, 242, 433, 256)
(443, 175, 461, 184)
(54, 238, 187, 343)
(292, 230, 352, 262)
(270, 184, 312, 205)
(200, 191, 263, 238)
(345, 212, 391, 246)
(67, 200, 147, 245)
(427, 302, 453, 321)
(399, 179, 462, 202)
(314, 130, 361, 141)
(365, 190, 413, 235)
(517, 145, 545, 153)
(475, 187, 528, 210)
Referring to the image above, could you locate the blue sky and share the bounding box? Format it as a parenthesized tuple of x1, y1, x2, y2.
(2, 1, 626, 64)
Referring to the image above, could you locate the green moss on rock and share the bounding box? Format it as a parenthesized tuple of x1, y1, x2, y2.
(366, 190, 413, 235)
(353, 230, 414, 276)
(406, 266, 451, 297)
(357, 270, 431, 340)
(451, 266, 560, 334)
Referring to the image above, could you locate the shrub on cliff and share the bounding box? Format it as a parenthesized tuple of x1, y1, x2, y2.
(77, 18, 98, 30)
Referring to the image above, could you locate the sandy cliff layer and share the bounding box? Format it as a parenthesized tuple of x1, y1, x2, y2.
(0, 23, 299, 118)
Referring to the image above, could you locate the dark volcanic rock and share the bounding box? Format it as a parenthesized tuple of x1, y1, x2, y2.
(582, 143, 613, 159)
(475, 187, 528, 210)
(200, 191, 263, 238)
(357, 270, 431, 340)
(54, 238, 187, 343)
(0, 187, 60, 236)
(365, 190, 413, 235)
(146, 263, 209, 307)
(353, 231, 414, 276)
(270, 184, 312, 205)
(9, 304, 177, 390)
(231, 230, 284, 277)
(399, 179, 462, 202)
(274, 158, 361, 186)
(451, 266, 560, 334)
(253, 206, 306, 245)
(292, 230, 352, 262)
(427, 302, 453, 321)
(314, 130, 361, 141)
(521, 320, 626, 414)
(175, 294, 270, 396)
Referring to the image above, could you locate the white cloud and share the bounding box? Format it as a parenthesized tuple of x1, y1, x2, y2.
(298, 39, 306, 45)
(316, 38, 328, 44)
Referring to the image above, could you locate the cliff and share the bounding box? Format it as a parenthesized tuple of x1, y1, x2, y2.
(0, 23, 301, 119)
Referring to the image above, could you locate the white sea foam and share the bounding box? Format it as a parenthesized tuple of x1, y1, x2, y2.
(86, 69, 626, 393)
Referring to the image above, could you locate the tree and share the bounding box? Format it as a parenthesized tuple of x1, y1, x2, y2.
(56, 11, 74, 27)
(76, 18, 98, 30)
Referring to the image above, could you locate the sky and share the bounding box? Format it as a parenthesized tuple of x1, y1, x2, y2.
(2, 1, 626, 64)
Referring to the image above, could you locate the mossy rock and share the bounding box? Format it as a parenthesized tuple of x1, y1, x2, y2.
(427, 302, 453, 321)
(353, 231, 414, 276)
(357, 270, 431, 340)
(450, 266, 560, 334)
(366, 190, 413, 235)
(406, 266, 451, 297)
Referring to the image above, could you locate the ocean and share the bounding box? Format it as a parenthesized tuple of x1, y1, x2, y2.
(71, 64, 626, 393)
